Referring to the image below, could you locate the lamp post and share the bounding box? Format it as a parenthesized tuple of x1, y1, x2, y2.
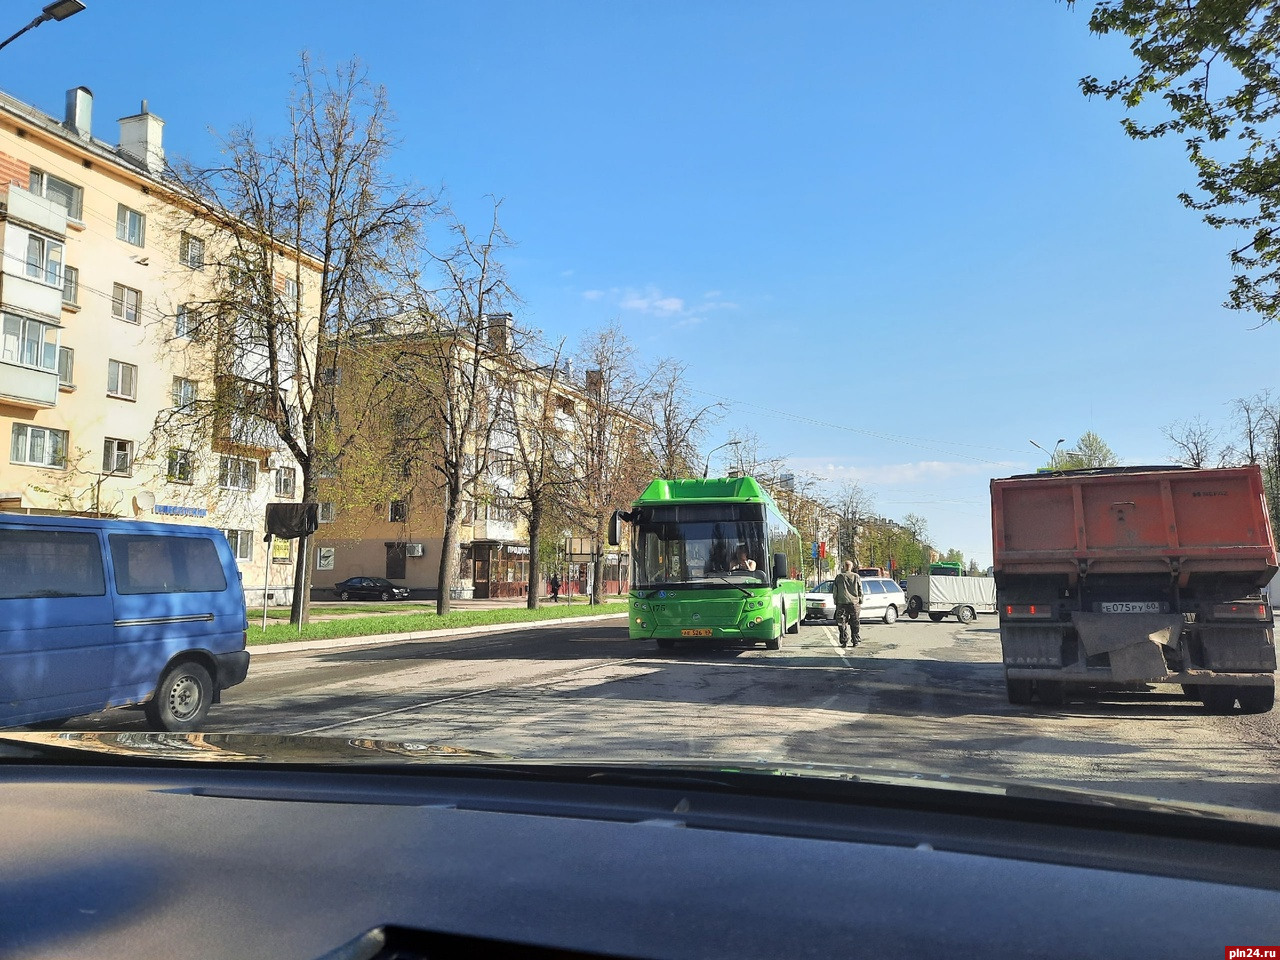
(702, 439, 741, 480)
(1029, 438, 1065, 468)
(0, 1, 85, 53)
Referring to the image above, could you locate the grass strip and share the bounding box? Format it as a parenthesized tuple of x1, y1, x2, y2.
(248, 599, 627, 646)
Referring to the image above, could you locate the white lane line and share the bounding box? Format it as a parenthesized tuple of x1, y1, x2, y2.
(823, 624, 852, 667)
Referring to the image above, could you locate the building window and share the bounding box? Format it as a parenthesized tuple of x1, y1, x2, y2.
(102, 438, 133, 476)
(62, 265, 79, 305)
(318, 502, 336, 523)
(223, 529, 253, 561)
(107, 359, 138, 400)
(175, 304, 197, 339)
(25, 234, 64, 286)
(57, 346, 74, 386)
(167, 448, 193, 483)
(218, 455, 256, 491)
(274, 466, 296, 498)
(320, 367, 341, 386)
(116, 203, 145, 247)
(29, 168, 84, 221)
(171, 376, 197, 410)
(112, 283, 141, 324)
(179, 232, 205, 270)
(389, 500, 407, 523)
(1, 314, 58, 372)
(10, 424, 67, 468)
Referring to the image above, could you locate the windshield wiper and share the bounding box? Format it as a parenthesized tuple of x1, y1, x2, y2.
(715, 576, 754, 597)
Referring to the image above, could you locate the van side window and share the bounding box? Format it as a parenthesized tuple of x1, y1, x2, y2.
(108, 535, 228, 595)
(0, 529, 105, 599)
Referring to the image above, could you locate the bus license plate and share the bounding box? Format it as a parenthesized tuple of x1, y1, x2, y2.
(1099, 601, 1163, 614)
(681, 629, 712, 637)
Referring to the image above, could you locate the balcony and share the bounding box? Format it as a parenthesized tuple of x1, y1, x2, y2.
(473, 519, 518, 542)
(1, 185, 68, 239)
(0, 358, 57, 408)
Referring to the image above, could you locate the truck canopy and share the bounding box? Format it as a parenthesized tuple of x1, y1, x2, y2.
(991, 466, 1277, 588)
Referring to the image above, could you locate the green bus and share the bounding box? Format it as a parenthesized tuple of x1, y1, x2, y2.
(608, 477, 807, 650)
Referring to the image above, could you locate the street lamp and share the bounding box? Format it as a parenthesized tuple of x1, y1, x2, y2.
(0, 0, 85, 53)
(702, 439, 741, 480)
(1029, 438, 1065, 466)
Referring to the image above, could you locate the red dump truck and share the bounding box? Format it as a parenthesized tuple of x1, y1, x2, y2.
(991, 465, 1277, 713)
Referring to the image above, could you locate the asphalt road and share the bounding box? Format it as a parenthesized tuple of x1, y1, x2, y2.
(68, 613, 1280, 813)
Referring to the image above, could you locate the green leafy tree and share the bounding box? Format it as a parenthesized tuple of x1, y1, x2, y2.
(1048, 431, 1119, 469)
(1072, 1, 1280, 318)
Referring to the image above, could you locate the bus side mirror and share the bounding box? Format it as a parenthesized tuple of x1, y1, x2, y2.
(608, 511, 622, 547)
(773, 552, 788, 583)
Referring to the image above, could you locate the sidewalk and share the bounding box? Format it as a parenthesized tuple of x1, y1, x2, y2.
(253, 603, 627, 656)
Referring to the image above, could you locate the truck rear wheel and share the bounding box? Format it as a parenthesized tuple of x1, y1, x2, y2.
(1006, 677, 1033, 705)
(1237, 683, 1275, 714)
(956, 605, 975, 624)
(1036, 680, 1066, 706)
(928, 612, 944, 623)
(1201, 686, 1237, 714)
(906, 597, 921, 620)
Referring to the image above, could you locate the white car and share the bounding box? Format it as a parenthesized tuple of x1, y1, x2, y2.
(805, 577, 906, 624)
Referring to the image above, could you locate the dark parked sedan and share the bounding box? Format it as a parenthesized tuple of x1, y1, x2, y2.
(333, 577, 411, 601)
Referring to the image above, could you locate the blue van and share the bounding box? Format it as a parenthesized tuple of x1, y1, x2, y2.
(0, 514, 250, 731)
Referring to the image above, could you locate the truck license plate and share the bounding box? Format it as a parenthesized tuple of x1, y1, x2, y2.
(1098, 601, 1163, 614)
(680, 629, 712, 637)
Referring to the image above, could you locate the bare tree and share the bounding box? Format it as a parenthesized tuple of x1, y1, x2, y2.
(153, 55, 430, 625)
(643, 362, 722, 478)
(1163, 416, 1223, 468)
(828, 479, 874, 564)
(566, 323, 655, 603)
(493, 338, 575, 609)
(394, 201, 519, 615)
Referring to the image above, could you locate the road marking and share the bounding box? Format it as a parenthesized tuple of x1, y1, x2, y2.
(823, 625, 852, 667)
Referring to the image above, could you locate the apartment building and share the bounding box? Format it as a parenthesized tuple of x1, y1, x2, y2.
(309, 320, 633, 600)
(0, 85, 320, 605)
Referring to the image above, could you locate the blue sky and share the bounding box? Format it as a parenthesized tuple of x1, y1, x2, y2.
(5, 0, 1275, 565)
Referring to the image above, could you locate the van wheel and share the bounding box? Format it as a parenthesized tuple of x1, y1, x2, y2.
(883, 605, 898, 625)
(145, 661, 213, 732)
(1237, 683, 1274, 714)
(957, 605, 975, 624)
(928, 612, 945, 623)
(340, 591, 351, 601)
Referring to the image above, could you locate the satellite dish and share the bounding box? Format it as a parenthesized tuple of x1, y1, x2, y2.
(133, 490, 156, 511)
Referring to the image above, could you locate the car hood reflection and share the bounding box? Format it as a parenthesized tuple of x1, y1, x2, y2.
(1, 730, 1278, 829)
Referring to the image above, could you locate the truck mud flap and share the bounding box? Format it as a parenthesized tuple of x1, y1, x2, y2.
(1071, 613, 1184, 683)
(1199, 625, 1278, 672)
(1000, 624, 1065, 668)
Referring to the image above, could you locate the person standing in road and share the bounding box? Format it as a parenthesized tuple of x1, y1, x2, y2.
(832, 560, 863, 648)
(549, 572, 562, 603)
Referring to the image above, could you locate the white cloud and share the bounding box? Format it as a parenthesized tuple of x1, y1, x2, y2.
(619, 286, 685, 316)
(561, 269, 575, 278)
(582, 289, 605, 301)
(672, 316, 704, 329)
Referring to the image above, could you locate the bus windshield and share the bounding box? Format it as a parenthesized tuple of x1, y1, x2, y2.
(632, 502, 770, 589)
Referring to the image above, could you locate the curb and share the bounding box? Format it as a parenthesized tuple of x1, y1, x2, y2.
(249, 610, 628, 657)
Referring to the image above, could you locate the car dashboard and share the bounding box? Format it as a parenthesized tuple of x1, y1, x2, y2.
(1, 747, 1277, 959)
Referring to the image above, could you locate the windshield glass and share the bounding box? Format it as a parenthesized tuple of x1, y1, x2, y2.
(0, 2, 1278, 827)
(633, 503, 768, 588)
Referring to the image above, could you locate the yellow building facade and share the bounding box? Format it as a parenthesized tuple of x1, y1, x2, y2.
(0, 85, 320, 606)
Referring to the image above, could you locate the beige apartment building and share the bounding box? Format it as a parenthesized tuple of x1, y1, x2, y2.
(0, 85, 320, 606)
(310, 327, 633, 601)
